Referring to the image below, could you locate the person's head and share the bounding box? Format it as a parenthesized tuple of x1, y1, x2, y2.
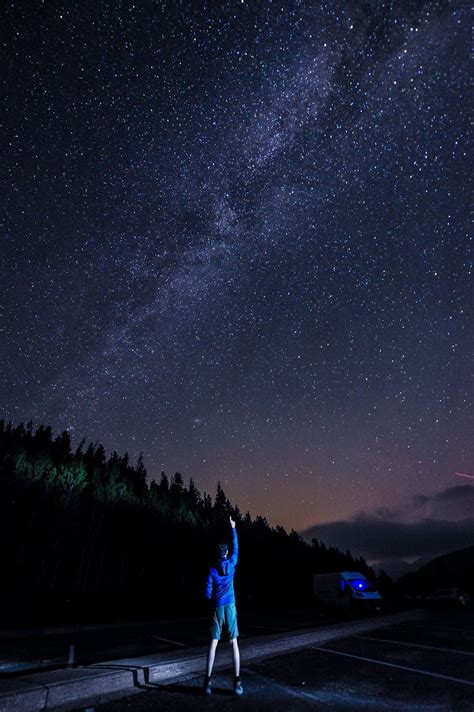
(217, 542, 228, 560)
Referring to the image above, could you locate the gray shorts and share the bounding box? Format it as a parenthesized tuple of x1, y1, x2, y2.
(210, 603, 239, 640)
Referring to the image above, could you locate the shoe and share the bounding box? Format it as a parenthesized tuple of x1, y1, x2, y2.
(234, 677, 244, 696)
(203, 675, 212, 695)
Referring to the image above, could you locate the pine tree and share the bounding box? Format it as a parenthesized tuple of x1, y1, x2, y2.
(170, 472, 184, 501)
(215, 481, 230, 512)
(188, 477, 201, 506)
(53, 430, 72, 463)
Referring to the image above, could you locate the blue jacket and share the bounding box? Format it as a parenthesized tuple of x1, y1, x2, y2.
(206, 528, 238, 606)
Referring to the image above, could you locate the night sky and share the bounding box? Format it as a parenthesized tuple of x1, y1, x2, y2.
(1, 1, 472, 563)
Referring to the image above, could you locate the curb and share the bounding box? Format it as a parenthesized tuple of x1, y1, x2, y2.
(0, 610, 422, 711)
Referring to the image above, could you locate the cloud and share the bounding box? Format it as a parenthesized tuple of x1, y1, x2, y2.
(411, 485, 474, 521)
(303, 516, 474, 560)
(302, 484, 474, 562)
(434, 484, 474, 501)
(380, 485, 474, 522)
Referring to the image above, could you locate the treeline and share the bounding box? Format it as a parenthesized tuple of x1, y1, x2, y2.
(0, 419, 377, 623)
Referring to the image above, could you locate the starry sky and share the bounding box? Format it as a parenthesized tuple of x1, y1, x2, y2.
(1, 1, 472, 559)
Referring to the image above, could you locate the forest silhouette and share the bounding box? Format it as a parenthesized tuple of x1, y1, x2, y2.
(1, 419, 377, 625)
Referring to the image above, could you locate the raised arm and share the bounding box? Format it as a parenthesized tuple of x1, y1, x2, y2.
(229, 516, 238, 565)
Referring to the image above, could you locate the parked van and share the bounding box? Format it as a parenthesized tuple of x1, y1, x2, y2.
(313, 571, 382, 610)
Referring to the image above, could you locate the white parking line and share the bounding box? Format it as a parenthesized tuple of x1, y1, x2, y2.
(244, 668, 330, 704)
(151, 636, 187, 648)
(311, 646, 474, 686)
(401, 622, 474, 634)
(242, 667, 404, 712)
(357, 635, 474, 657)
(248, 625, 291, 632)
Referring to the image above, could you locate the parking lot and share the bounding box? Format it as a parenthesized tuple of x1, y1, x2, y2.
(0, 607, 338, 676)
(69, 609, 473, 711)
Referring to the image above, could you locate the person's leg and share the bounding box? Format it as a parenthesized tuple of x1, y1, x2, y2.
(231, 638, 243, 695)
(230, 637, 240, 676)
(204, 607, 223, 694)
(227, 605, 243, 695)
(206, 639, 219, 677)
(203, 639, 218, 695)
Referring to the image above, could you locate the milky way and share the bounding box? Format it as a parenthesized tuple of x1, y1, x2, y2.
(1, 1, 471, 532)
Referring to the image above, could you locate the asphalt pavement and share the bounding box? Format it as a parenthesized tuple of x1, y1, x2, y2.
(0, 607, 339, 675)
(68, 609, 474, 712)
(0, 609, 421, 711)
(1, 608, 472, 711)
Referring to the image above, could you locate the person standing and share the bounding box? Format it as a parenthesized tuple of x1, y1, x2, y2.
(203, 515, 243, 696)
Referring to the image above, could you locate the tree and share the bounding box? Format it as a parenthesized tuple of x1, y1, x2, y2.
(134, 452, 148, 498)
(158, 472, 169, 494)
(32, 424, 53, 452)
(0, 417, 377, 620)
(53, 430, 72, 463)
(215, 481, 230, 512)
(170, 473, 184, 502)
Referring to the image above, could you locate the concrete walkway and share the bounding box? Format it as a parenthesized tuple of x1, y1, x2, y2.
(0, 610, 422, 712)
